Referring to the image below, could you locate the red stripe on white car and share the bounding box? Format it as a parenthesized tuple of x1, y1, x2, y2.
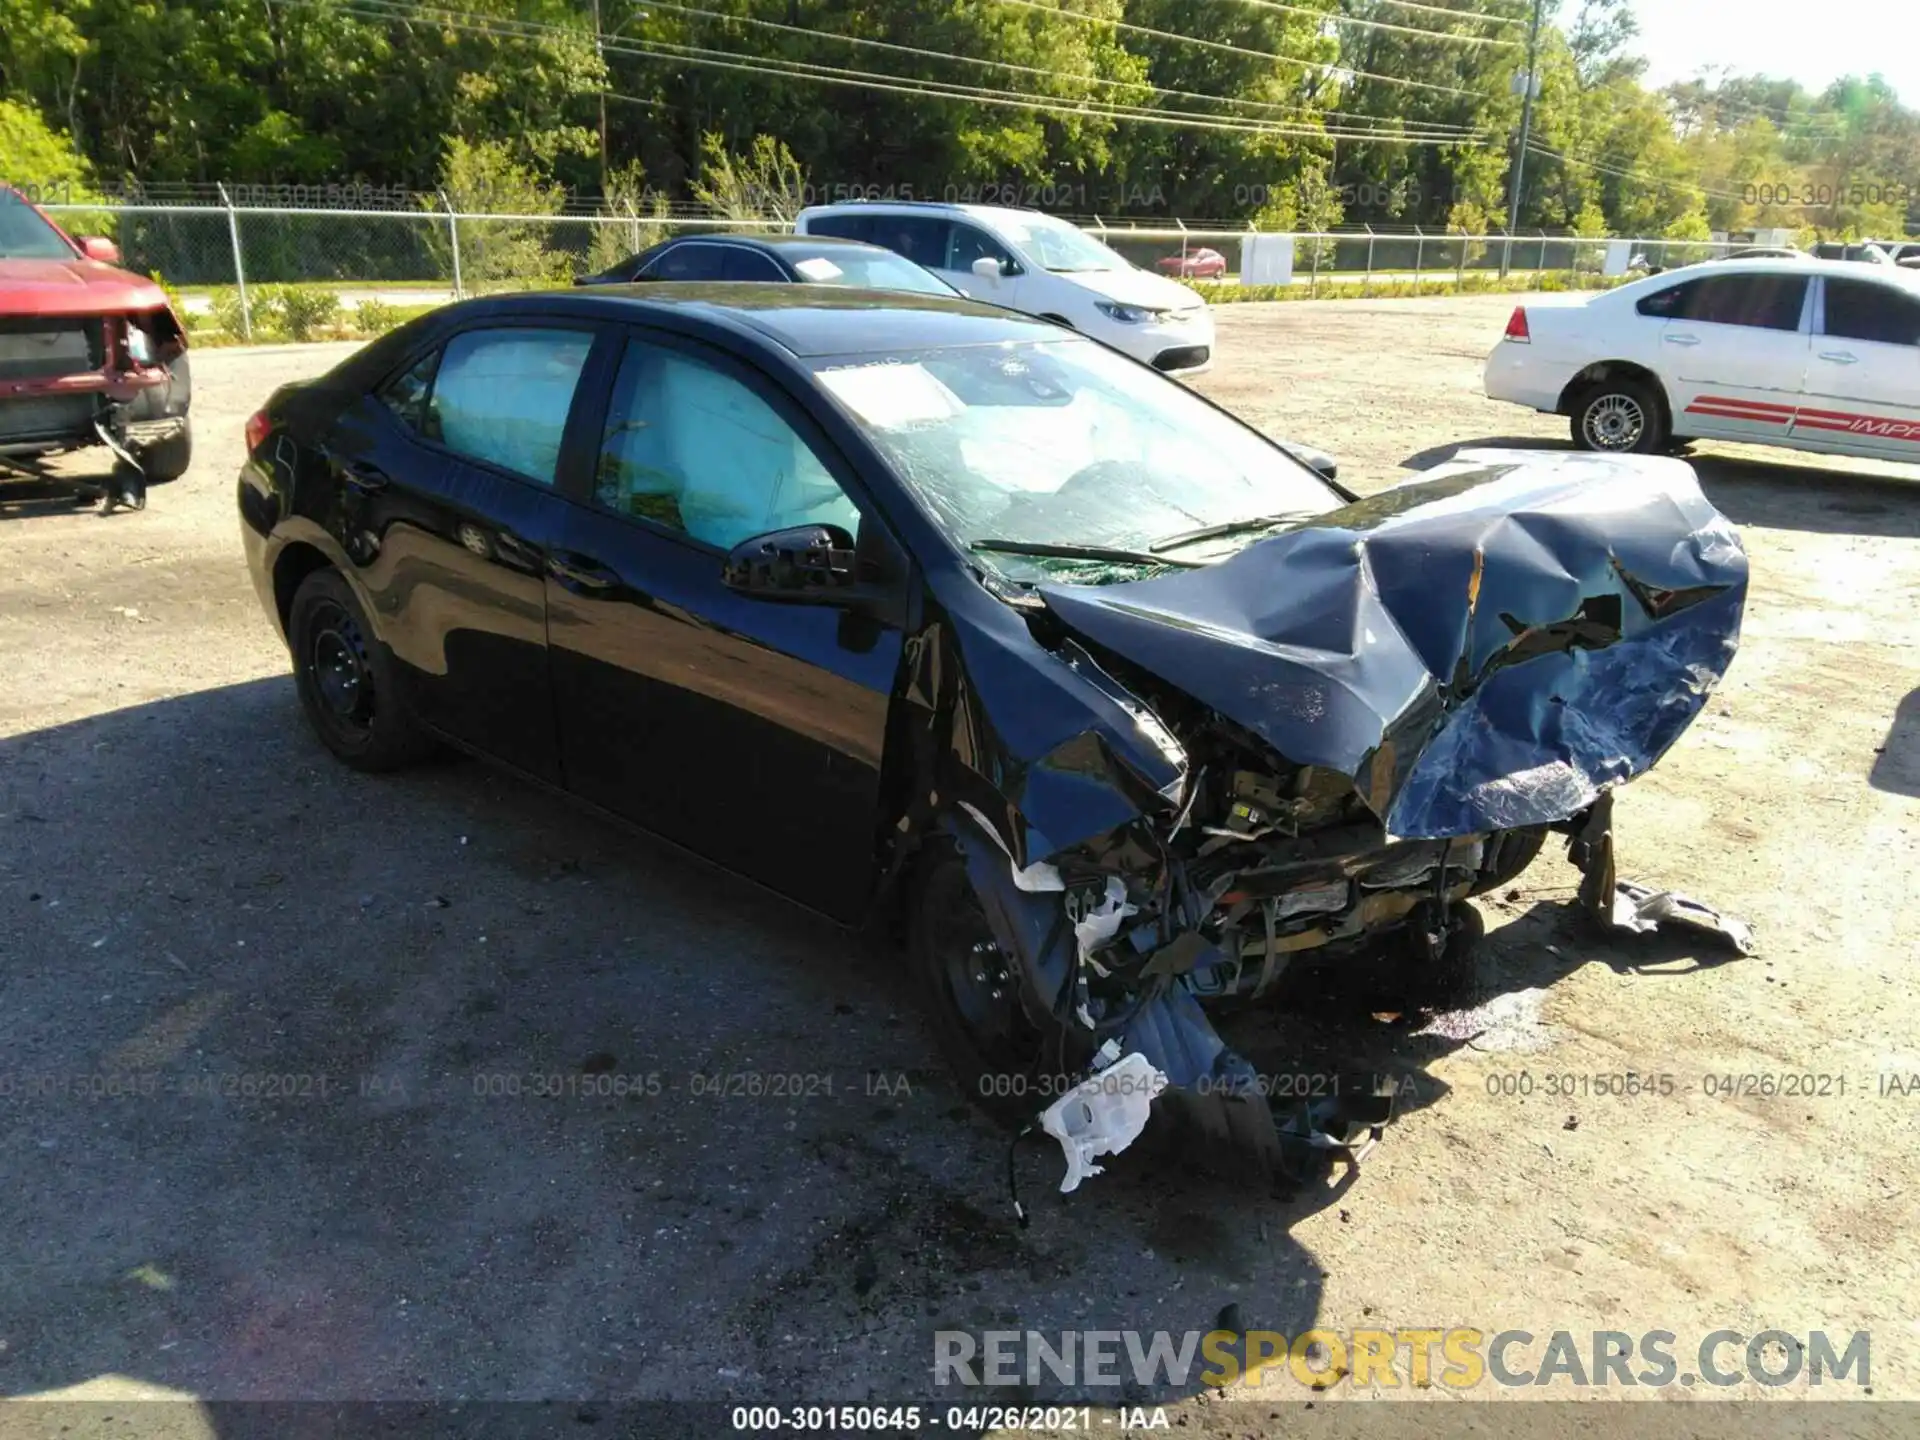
(1687, 395, 1795, 417)
(1687, 406, 1789, 424)
(1684, 395, 1920, 442)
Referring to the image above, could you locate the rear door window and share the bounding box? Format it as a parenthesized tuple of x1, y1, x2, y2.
(1823, 277, 1920, 346)
(643, 243, 728, 281)
(863, 215, 950, 269)
(1658, 274, 1809, 330)
(427, 328, 594, 485)
(722, 247, 787, 281)
(805, 213, 873, 243)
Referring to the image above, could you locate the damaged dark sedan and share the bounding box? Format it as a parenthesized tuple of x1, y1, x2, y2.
(237, 285, 1749, 1190)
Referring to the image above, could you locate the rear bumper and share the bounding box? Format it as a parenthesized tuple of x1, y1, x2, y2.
(1483, 343, 1566, 412)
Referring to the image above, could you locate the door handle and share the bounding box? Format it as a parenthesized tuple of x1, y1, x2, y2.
(1663, 333, 1701, 346)
(322, 447, 390, 494)
(548, 553, 618, 591)
(1818, 350, 1859, 364)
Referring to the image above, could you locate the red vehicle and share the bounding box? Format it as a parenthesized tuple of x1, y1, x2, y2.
(1155, 246, 1228, 279)
(1, 187, 191, 507)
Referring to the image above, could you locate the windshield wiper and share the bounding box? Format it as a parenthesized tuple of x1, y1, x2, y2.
(1148, 512, 1313, 554)
(971, 539, 1203, 569)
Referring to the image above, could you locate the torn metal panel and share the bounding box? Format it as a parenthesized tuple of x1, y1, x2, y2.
(1032, 453, 1746, 840)
(1568, 793, 1757, 955)
(923, 605, 1189, 867)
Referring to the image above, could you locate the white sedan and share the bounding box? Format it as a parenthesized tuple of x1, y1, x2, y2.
(1484, 257, 1920, 460)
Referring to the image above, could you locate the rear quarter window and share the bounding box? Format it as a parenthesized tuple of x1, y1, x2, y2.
(805, 213, 874, 243)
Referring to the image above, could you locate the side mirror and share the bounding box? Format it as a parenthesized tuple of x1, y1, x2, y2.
(1279, 440, 1339, 482)
(723, 524, 856, 599)
(79, 236, 122, 264)
(971, 256, 1005, 283)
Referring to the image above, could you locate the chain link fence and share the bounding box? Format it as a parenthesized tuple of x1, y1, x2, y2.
(40, 198, 1740, 341)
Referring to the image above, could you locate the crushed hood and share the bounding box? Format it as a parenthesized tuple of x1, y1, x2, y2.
(1035, 450, 1747, 839)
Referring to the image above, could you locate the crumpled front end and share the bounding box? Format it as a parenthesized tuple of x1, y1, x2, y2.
(913, 451, 1754, 1195)
(0, 308, 189, 462)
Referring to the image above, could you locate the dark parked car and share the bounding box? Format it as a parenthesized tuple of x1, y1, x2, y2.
(578, 232, 957, 296)
(1, 186, 192, 506)
(238, 286, 1748, 1176)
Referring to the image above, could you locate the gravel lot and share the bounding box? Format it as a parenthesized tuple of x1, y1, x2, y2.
(2, 296, 1917, 1427)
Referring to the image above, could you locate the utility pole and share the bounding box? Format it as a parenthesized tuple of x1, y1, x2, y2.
(593, 0, 609, 189)
(1502, 0, 1545, 273)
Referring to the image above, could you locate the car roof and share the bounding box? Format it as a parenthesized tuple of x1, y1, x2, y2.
(661, 232, 904, 255)
(445, 283, 1070, 358)
(1625, 255, 1920, 288)
(799, 200, 1070, 229)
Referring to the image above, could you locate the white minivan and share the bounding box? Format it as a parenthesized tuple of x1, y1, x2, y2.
(795, 201, 1216, 374)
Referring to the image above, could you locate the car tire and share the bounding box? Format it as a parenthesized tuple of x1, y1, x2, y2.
(1570, 377, 1667, 454)
(907, 839, 1087, 1128)
(287, 567, 433, 772)
(1471, 826, 1549, 895)
(136, 418, 193, 483)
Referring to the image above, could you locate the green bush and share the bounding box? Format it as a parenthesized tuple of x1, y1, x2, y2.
(278, 286, 343, 341)
(352, 297, 400, 335)
(209, 286, 253, 338)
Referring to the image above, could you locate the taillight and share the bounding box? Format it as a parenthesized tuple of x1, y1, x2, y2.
(244, 410, 271, 452)
(1504, 306, 1530, 342)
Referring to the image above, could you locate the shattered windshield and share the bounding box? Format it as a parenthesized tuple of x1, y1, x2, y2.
(814, 339, 1342, 584)
(0, 191, 79, 261)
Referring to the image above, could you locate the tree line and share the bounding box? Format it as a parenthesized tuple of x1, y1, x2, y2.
(3, 0, 1916, 240)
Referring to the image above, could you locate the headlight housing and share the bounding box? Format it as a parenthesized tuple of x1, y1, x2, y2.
(124, 322, 155, 364)
(1094, 301, 1166, 324)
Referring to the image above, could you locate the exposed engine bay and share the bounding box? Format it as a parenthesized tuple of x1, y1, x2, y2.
(905, 450, 1757, 1201)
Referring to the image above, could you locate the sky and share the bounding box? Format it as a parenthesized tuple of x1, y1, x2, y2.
(1630, 0, 1915, 104)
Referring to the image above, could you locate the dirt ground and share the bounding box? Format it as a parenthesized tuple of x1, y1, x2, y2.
(2, 296, 1916, 1431)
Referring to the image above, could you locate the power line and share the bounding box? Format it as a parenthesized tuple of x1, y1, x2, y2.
(1527, 142, 1745, 202)
(988, 0, 1488, 99)
(1204, 0, 1524, 48)
(1343, 0, 1529, 24)
(632, 0, 1487, 134)
(331, 0, 1489, 142)
(1663, 85, 1849, 139)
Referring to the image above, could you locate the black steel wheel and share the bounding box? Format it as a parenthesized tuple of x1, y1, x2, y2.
(908, 840, 1086, 1126)
(288, 568, 432, 771)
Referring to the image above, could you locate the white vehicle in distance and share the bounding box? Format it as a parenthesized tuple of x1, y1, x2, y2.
(1485, 257, 1920, 460)
(795, 201, 1216, 375)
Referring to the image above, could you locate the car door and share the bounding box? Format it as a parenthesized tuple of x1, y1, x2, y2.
(1648, 271, 1812, 442)
(1793, 275, 1920, 459)
(544, 329, 911, 920)
(319, 322, 601, 783)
